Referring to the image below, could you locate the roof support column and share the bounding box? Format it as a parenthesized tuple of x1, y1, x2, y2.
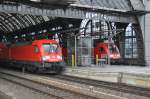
(140, 0, 150, 65)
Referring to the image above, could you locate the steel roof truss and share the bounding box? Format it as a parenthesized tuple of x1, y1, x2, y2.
(0, 3, 137, 23)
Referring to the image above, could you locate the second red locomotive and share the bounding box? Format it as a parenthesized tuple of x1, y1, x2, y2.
(0, 39, 65, 74)
(94, 42, 121, 64)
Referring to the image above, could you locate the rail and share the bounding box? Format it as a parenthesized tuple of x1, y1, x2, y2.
(53, 74, 150, 98)
(0, 69, 126, 99)
(0, 91, 12, 99)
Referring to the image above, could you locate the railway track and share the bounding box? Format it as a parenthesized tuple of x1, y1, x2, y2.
(0, 69, 126, 99)
(0, 91, 11, 99)
(0, 72, 64, 99)
(53, 75, 150, 98)
(0, 68, 150, 99)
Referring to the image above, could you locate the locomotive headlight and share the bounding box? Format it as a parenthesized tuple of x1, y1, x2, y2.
(110, 54, 114, 57)
(57, 55, 62, 60)
(42, 56, 50, 61)
(117, 54, 120, 57)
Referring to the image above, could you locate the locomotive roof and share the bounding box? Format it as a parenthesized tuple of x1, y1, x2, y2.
(9, 39, 58, 47)
(9, 42, 32, 47)
(32, 39, 58, 43)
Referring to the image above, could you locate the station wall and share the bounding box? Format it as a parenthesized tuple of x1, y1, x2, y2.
(139, 0, 150, 65)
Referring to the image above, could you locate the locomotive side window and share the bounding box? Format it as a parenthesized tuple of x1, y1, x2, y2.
(34, 46, 39, 53)
(43, 44, 58, 53)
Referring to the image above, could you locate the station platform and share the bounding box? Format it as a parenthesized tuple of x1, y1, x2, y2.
(64, 65, 150, 88)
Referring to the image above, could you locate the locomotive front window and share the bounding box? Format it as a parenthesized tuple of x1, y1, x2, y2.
(109, 44, 118, 53)
(43, 44, 58, 53)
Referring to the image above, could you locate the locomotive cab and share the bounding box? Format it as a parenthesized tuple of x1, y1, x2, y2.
(95, 42, 121, 64)
(32, 39, 65, 73)
(108, 44, 120, 60)
(42, 43, 62, 62)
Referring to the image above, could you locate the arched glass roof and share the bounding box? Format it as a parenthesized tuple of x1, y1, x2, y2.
(0, 12, 53, 33)
(0, 0, 145, 36)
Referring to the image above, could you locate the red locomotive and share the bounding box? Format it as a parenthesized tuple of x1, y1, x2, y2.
(0, 39, 65, 74)
(94, 42, 121, 63)
(62, 42, 121, 65)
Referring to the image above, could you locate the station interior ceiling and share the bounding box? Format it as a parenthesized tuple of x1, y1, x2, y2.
(0, 0, 148, 65)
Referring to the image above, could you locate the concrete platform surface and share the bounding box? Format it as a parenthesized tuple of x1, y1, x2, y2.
(65, 65, 150, 88)
(66, 65, 150, 74)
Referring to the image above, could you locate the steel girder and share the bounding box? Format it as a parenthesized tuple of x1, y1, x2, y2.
(10, 18, 80, 36)
(0, 12, 54, 42)
(0, 12, 52, 31)
(34, 0, 78, 5)
(8, 19, 81, 43)
(0, 2, 137, 23)
(0, 0, 147, 42)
